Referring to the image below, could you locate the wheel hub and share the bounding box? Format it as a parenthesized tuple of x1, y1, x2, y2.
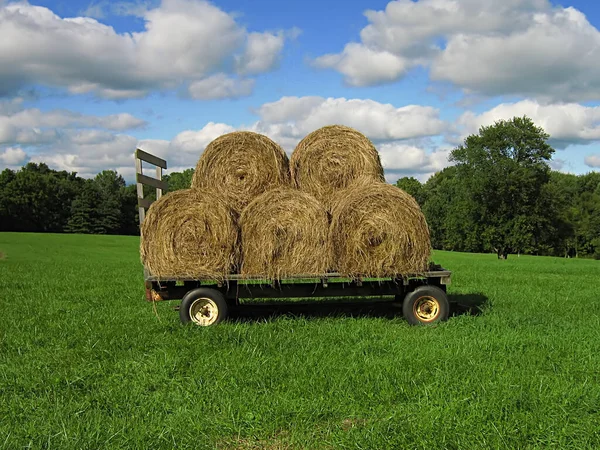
(413, 296, 440, 322)
(189, 297, 219, 326)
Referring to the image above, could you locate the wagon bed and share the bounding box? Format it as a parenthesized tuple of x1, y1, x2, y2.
(135, 148, 452, 326)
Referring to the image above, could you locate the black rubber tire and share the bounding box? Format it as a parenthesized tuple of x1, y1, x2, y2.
(402, 285, 449, 325)
(179, 288, 228, 326)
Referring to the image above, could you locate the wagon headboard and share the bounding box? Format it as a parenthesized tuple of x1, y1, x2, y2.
(134, 148, 168, 225)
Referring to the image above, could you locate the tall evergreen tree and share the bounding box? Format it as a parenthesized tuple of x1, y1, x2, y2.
(66, 180, 102, 234)
(94, 170, 125, 234)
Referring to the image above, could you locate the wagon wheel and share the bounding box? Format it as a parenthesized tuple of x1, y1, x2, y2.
(402, 285, 449, 325)
(180, 288, 228, 326)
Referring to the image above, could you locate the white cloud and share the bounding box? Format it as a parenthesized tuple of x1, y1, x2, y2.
(188, 74, 254, 100)
(431, 8, 600, 101)
(313, 44, 408, 87)
(0, 147, 27, 166)
(236, 32, 286, 75)
(256, 96, 323, 123)
(3, 109, 145, 130)
(0, 108, 145, 146)
(0, 0, 294, 99)
(28, 134, 139, 174)
(456, 100, 600, 148)
(2, 96, 450, 181)
(313, 0, 600, 101)
(169, 122, 236, 153)
(379, 143, 451, 182)
(585, 154, 600, 168)
(255, 96, 446, 141)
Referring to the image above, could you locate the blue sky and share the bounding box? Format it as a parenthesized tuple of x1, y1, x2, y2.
(1, 0, 600, 181)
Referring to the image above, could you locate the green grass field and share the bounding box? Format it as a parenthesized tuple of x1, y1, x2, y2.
(1, 232, 600, 449)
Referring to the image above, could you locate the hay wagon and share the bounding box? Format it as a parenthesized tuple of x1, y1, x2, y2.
(135, 149, 452, 327)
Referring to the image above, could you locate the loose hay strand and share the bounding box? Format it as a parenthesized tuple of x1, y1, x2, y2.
(329, 181, 431, 278)
(140, 188, 239, 280)
(239, 188, 330, 280)
(290, 125, 385, 208)
(191, 131, 290, 213)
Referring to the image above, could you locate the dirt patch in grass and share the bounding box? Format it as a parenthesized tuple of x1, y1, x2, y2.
(217, 433, 292, 450)
(0, 251, 5, 260)
(341, 418, 368, 431)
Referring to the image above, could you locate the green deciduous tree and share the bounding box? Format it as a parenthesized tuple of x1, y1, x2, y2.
(164, 168, 194, 191)
(449, 116, 554, 259)
(395, 177, 425, 205)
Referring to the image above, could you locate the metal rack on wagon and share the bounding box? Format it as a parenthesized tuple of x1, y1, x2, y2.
(135, 149, 452, 327)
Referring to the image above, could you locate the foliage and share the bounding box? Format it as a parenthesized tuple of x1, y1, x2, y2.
(396, 116, 600, 259)
(0, 165, 196, 236)
(394, 176, 425, 205)
(163, 168, 194, 191)
(1, 232, 600, 448)
(0, 163, 83, 233)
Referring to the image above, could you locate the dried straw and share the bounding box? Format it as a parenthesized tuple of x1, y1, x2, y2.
(140, 188, 239, 280)
(290, 125, 385, 208)
(329, 181, 431, 278)
(239, 188, 330, 279)
(192, 131, 290, 213)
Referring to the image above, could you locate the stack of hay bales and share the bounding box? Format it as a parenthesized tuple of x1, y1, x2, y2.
(291, 125, 431, 278)
(140, 126, 431, 280)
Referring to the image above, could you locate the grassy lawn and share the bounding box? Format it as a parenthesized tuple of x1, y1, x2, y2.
(1, 232, 600, 449)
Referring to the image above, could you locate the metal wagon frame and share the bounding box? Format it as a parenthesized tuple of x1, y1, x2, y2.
(135, 148, 453, 326)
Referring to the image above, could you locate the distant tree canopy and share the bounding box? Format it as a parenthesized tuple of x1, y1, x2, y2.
(0, 165, 139, 235)
(396, 117, 600, 259)
(0, 164, 193, 235)
(163, 168, 193, 191)
(1, 115, 599, 259)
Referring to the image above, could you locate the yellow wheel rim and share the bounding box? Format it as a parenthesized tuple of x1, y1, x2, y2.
(189, 298, 219, 326)
(413, 296, 440, 323)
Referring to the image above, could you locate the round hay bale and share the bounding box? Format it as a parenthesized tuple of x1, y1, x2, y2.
(290, 125, 385, 207)
(329, 181, 431, 278)
(239, 188, 330, 279)
(140, 188, 239, 279)
(191, 131, 290, 213)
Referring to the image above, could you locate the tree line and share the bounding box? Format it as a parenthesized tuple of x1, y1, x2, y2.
(0, 165, 193, 236)
(1, 116, 598, 259)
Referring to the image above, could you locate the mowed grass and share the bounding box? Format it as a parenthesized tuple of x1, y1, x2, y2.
(1, 233, 600, 449)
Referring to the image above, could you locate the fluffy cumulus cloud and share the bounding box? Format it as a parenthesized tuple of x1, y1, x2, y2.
(28, 134, 139, 178)
(313, 44, 408, 87)
(0, 146, 27, 166)
(314, 0, 600, 101)
(254, 96, 447, 142)
(148, 96, 450, 181)
(169, 122, 236, 154)
(455, 100, 600, 148)
(0, 107, 145, 146)
(1, 96, 451, 181)
(0, 0, 293, 99)
(585, 155, 600, 168)
(379, 144, 451, 182)
(0, 100, 149, 175)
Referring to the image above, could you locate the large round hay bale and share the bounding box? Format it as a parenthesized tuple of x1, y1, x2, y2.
(290, 125, 385, 207)
(140, 188, 239, 279)
(191, 131, 290, 213)
(329, 181, 431, 278)
(239, 188, 330, 279)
